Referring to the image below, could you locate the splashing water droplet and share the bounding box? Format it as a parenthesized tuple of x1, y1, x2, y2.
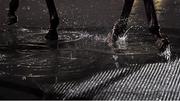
(160, 45, 171, 61)
(19, 28, 30, 32)
(116, 37, 128, 50)
(112, 55, 118, 61)
(113, 26, 134, 50)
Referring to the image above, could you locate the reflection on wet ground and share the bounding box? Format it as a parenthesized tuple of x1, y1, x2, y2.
(0, 25, 180, 100)
(0, 0, 180, 99)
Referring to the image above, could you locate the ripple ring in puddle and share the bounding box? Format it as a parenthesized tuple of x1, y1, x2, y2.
(0, 50, 97, 80)
(0, 29, 96, 80)
(0, 29, 91, 50)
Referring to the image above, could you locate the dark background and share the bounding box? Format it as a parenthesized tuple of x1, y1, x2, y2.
(0, 0, 180, 29)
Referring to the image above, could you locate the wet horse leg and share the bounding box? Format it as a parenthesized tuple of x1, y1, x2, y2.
(143, 0, 160, 37)
(45, 0, 59, 40)
(144, 0, 170, 52)
(7, 0, 59, 40)
(7, 0, 19, 25)
(9, 0, 19, 15)
(112, 0, 134, 41)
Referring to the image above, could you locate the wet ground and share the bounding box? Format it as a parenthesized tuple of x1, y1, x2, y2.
(0, 0, 180, 100)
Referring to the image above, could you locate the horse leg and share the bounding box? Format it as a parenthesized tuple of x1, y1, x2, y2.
(7, 0, 19, 25)
(45, 0, 59, 40)
(143, 0, 160, 37)
(112, 0, 134, 42)
(144, 0, 170, 52)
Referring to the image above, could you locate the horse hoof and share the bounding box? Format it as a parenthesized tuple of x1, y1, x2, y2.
(45, 30, 58, 40)
(7, 14, 18, 25)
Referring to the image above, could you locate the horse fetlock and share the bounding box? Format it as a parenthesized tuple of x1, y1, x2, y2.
(50, 17, 59, 26)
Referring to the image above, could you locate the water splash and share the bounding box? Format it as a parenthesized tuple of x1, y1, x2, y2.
(112, 55, 119, 68)
(115, 38, 127, 50)
(112, 55, 118, 61)
(115, 26, 133, 50)
(119, 26, 133, 40)
(59, 31, 91, 42)
(159, 45, 171, 61)
(18, 28, 31, 33)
